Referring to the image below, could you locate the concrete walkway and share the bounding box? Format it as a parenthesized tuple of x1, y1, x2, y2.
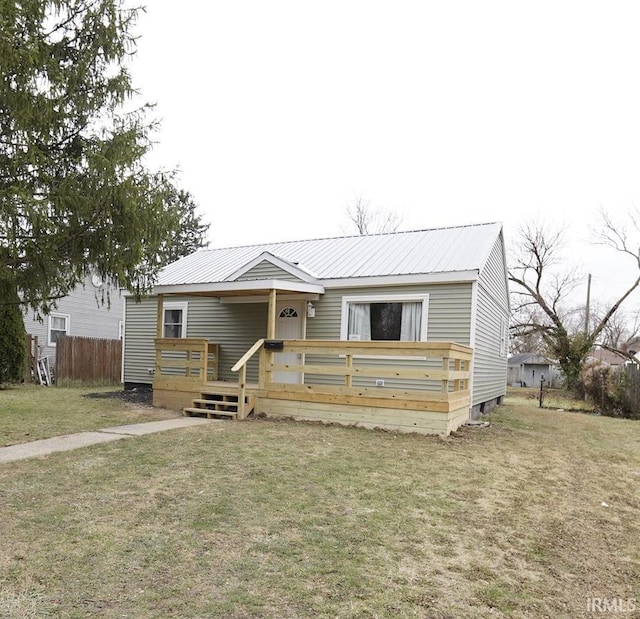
(0, 417, 219, 464)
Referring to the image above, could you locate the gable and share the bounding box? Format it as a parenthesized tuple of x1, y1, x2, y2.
(235, 260, 305, 283)
(477, 231, 509, 311)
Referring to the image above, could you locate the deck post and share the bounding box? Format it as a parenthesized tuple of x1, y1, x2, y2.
(258, 347, 267, 388)
(156, 294, 164, 338)
(267, 289, 277, 339)
(442, 356, 450, 393)
(238, 364, 247, 419)
(345, 354, 353, 387)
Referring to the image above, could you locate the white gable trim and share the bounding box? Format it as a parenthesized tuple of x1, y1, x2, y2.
(225, 251, 320, 283)
(153, 279, 325, 296)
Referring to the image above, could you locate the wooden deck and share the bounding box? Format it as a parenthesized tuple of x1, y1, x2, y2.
(153, 339, 473, 435)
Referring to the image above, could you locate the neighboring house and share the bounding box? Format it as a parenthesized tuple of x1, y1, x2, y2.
(586, 348, 628, 367)
(123, 222, 510, 434)
(507, 352, 560, 387)
(24, 275, 125, 366)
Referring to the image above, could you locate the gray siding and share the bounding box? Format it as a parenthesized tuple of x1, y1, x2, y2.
(124, 296, 268, 385)
(236, 261, 303, 282)
(305, 283, 473, 390)
(123, 297, 157, 384)
(125, 276, 511, 403)
(472, 234, 509, 405)
(24, 277, 124, 366)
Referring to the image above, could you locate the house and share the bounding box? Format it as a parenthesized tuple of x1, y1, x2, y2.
(587, 348, 629, 367)
(507, 352, 560, 387)
(122, 222, 510, 435)
(24, 275, 124, 366)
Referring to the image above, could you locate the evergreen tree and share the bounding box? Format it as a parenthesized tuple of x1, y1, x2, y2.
(0, 267, 26, 384)
(0, 0, 206, 315)
(164, 188, 210, 264)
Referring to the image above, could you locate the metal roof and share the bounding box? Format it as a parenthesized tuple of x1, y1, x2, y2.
(508, 353, 554, 366)
(158, 222, 503, 286)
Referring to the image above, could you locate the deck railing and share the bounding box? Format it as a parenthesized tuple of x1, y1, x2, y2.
(230, 338, 264, 419)
(255, 339, 472, 412)
(153, 338, 219, 390)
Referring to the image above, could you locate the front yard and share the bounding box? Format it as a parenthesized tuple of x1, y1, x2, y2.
(0, 385, 177, 446)
(1, 385, 639, 618)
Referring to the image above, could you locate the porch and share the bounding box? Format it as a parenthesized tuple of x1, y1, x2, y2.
(152, 337, 473, 435)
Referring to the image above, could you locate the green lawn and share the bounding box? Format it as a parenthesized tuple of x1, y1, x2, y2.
(0, 384, 177, 446)
(1, 388, 639, 618)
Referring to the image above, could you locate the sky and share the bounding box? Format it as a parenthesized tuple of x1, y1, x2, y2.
(127, 1, 640, 315)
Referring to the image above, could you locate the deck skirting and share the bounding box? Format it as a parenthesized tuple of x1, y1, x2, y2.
(255, 397, 468, 435)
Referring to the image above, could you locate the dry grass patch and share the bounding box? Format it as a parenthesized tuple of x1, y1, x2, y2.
(0, 384, 177, 446)
(1, 395, 639, 618)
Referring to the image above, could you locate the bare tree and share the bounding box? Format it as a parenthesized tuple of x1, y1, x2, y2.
(509, 213, 640, 388)
(592, 304, 640, 364)
(345, 195, 402, 235)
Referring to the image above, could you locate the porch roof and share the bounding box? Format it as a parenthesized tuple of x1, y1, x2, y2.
(154, 278, 324, 297)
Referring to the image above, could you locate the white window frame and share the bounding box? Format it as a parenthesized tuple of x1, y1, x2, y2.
(48, 313, 71, 346)
(163, 302, 188, 338)
(340, 293, 429, 343)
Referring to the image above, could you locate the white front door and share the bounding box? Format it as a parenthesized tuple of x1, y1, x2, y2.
(272, 302, 304, 384)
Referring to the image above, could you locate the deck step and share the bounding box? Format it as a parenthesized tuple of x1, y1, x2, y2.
(183, 386, 256, 421)
(183, 406, 237, 420)
(192, 398, 239, 409)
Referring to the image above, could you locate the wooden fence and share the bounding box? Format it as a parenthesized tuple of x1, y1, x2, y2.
(624, 364, 640, 417)
(55, 336, 122, 386)
(25, 334, 39, 383)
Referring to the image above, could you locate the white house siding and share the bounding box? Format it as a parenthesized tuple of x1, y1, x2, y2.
(24, 278, 124, 366)
(124, 295, 268, 386)
(236, 261, 304, 282)
(304, 283, 473, 391)
(472, 235, 509, 409)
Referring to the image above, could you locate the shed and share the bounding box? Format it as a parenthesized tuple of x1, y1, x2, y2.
(507, 352, 559, 387)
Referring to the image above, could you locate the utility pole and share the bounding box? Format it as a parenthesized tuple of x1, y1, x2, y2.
(585, 273, 592, 334)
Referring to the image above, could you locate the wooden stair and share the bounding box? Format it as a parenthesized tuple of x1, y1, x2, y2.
(183, 384, 255, 420)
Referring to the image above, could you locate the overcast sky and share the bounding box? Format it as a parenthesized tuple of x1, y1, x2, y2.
(128, 1, 640, 313)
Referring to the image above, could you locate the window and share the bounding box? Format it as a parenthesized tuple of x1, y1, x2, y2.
(340, 294, 429, 342)
(279, 307, 299, 318)
(500, 316, 508, 357)
(163, 302, 188, 338)
(48, 313, 70, 346)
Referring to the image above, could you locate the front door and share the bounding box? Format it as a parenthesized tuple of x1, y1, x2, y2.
(272, 302, 304, 383)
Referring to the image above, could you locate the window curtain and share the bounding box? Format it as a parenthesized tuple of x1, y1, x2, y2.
(348, 303, 371, 340)
(400, 302, 422, 341)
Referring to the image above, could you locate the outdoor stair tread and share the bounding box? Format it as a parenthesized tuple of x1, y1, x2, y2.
(183, 407, 238, 418)
(187, 402, 240, 411)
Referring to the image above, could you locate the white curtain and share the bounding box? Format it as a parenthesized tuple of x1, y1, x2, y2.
(400, 302, 422, 341)
(348, 303, 371, 340)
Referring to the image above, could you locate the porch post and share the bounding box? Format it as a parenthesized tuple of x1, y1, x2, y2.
(156, 294, 165, 338)
(267, 289, 277, 339)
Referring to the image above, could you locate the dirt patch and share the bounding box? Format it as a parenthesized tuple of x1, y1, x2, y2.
(84, 387, 152, 406)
